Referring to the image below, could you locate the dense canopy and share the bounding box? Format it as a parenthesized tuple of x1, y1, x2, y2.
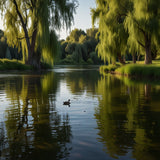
(57, 28, 101, 65)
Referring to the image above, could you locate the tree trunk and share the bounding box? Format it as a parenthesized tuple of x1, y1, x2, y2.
(137, 53, 140, 61)
(145, 34, 152, 64)
(27, 28, 41, 69)
(26, 50, 41, 69)
(117, 52, 125, 64)
(13, 0, 41, 69)
(132, 53, 136, 64)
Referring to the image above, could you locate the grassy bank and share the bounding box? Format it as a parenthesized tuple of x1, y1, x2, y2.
(100, 61, 160, 79)
(0, 59, 53, 71)
(0, 59, 32, 71)
(116, 64, 160, 79)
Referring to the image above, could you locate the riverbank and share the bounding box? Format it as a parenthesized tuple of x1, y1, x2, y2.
(0, 59, 31, 71)
(0, 59, 52, 71)
(100, 61, 160, 80)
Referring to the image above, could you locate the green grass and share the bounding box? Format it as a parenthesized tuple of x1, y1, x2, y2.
(0, 59, 54, 70)
(100, 60, 160, 79)
(115, 63, 160, 79)
(0, 59, 32, 71)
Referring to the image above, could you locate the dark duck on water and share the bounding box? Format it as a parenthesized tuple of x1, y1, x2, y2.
(63, 99, 71, 106)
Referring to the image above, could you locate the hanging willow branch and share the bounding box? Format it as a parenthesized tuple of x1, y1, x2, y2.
(0, 0, 78, 67)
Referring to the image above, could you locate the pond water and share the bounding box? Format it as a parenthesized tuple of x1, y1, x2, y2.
(0, 66, 160, 160)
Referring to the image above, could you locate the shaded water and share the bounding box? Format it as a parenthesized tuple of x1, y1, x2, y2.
(0, 66, 160, 160)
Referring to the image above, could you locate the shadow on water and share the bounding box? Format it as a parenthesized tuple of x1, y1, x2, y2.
(96, 74, 160, 160)
(0, 72, 72, 160)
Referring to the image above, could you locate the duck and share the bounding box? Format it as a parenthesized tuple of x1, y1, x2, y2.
(63, 99, 71, 105)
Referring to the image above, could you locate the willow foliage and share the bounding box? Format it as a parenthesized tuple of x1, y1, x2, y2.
(91, 0, 129, 64)
(91, 0, 109, 63)
(124, 0, 160, 64)
(92, 0, 160, 64)
(0, 0, 77, 66)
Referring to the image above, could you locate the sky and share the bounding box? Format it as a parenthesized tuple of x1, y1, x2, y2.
(0, 0, 96, 40)
(58, 0, 97, 39)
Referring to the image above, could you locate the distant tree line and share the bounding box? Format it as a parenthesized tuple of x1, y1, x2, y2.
(56, 28, 103, 65)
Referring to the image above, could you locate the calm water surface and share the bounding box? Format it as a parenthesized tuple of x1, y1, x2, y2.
(0, 66, 160, 160)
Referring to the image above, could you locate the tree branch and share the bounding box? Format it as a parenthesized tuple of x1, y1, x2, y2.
(137, 40, 145, 48)
(12, 0, 31, 52)
(16, 36, 32, 40)
(13, 0, 26, 29)
(22, 2, 27, 26)
(26, 1, 33, 12)
(6, 9, 19, 23)
(134, 19, 146, 35)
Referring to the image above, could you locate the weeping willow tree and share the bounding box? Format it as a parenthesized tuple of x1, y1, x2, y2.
(124, 0, 160, 64)
(0, 0, 77, 68)
(91, 0, 130, 64)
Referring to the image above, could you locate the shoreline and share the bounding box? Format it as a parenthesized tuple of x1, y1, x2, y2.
(100, 63, 160, 81)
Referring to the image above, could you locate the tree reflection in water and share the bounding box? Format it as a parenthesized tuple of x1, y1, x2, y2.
(96, 75, 160, 160)
(1, 68, 160, 160)
(0, 72, 72, 160)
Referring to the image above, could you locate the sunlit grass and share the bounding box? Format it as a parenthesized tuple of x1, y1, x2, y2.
(0, 59, 32, 70)
(136, 60, 160, 65)
(0, 59, 53, 70)
(100, 60, 160, 79)
(116, 63, 160, 78)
